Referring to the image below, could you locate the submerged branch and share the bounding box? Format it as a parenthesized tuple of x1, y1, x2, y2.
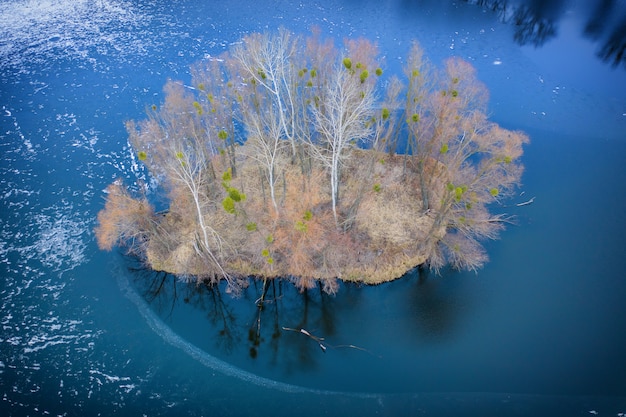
(282, 327, 327, 352)
(281, 326, 377, 356)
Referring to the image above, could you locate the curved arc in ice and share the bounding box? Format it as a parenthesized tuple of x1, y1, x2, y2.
(116, 268, 377, 398)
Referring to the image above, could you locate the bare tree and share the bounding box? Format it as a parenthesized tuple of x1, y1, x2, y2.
(127, 82, 234, 287)
(308, 40, 379, 224)
(408, 57, 529, 271)
(190, 55, 239, 176)
(232, 28, 301, 159)
(308, 67, 374, 223)
(238, 81, 288, 210)
(402, 42, 439, 208)
(371, 75, 403, 153)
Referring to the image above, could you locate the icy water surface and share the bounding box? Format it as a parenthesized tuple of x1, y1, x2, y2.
(1, 0, 626, 416)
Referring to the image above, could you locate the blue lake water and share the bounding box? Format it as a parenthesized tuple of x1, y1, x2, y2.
(1, 0, 626, 416)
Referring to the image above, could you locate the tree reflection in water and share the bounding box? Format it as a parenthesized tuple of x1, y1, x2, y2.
(247, 281, 343, 372)
(127, 255, 481, 392)
(190, 280, 240, 354)
(394, 266, 470, 343)
(132, 264, 351, 372)
(510, 0, 564, 47)
(576, 0, 626, 68)
(464, 0, 626, 68)
(130, 264, 241, 354)
(410, 270, 461, 341)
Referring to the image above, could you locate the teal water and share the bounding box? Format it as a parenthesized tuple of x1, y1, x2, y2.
(1, 1, 625, 416)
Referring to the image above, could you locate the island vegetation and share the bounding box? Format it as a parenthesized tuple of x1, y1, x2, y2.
(95, 29, 528, 295)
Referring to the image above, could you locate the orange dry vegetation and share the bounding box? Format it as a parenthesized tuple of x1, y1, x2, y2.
(95, 148, 444, 290)
(140, 150, 441, 289)
(94, 181, 154, 252)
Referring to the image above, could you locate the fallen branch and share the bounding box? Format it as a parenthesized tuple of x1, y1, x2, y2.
(281, 327, 378, 356)
(282, 327, 327, 352)
(516, 196, 535, 207)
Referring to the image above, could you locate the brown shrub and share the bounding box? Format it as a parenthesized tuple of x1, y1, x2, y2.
(94, 181, 154, 252)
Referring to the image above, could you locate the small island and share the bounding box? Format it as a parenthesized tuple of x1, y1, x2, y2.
(95, 29, 528, 295)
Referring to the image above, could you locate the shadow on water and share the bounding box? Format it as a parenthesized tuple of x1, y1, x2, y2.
(127, 258, 354, 382)
(394, 0, 626, 69)
(129, 261, 243, 355)
(126, 254, 476, 392)
(464, 0, 626, 68)
(106, 255, 626, 416)
(403, 266, 469, 342)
